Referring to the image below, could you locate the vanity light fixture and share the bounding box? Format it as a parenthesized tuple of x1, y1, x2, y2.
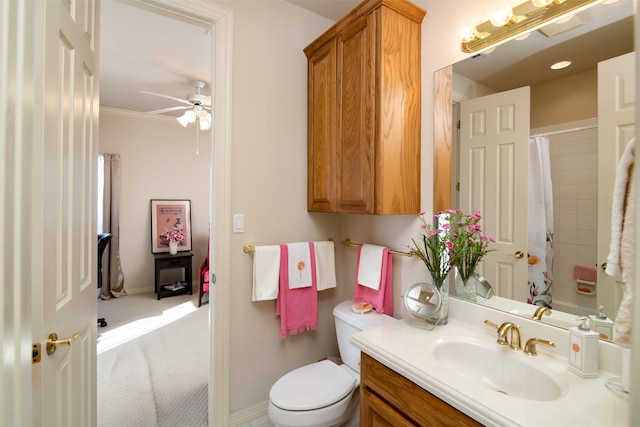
(461, 0, 600, 53)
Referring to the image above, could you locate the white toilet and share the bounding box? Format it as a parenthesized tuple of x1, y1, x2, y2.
(268, 300, 396, 427)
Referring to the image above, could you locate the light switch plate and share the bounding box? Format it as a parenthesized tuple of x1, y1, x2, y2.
(233, 214, 244, 233)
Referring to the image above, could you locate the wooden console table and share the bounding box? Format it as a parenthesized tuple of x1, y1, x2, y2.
(153, 252, 193, 300)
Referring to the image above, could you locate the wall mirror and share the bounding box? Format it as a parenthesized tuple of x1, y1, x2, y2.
(433, 0, 635, 341)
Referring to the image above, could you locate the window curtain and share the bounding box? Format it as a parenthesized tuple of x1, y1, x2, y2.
(527, 136, 553, 307)
(100, 153, 126, 299)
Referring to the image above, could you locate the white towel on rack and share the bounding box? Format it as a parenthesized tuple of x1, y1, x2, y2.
(252, 245, 280, 301)
(606, 138, 635, 277)
(287, 242, 313, 289)
(314, 241, 336, 291)
(356, 244, 386, 290)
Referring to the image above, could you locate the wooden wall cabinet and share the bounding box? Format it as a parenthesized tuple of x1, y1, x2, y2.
(304, 0, 425, 215)
(360, 353, 483, 426)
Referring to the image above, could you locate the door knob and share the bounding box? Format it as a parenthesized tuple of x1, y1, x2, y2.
(46, 332, 80, 356)
(514, 251, 525, 259)
(601, 262, 607, 270)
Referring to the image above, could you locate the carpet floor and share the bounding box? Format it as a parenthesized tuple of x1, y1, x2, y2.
(97, 292, 209, 426)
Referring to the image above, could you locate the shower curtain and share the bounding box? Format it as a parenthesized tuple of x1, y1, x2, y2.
(527, 136, 553, 307)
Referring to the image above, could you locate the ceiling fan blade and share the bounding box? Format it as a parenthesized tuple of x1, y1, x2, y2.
(140, 90, 191, 106)
(145, 106, 190, 115)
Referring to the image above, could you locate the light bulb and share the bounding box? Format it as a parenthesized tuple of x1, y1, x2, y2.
(461, 24, 479, 43)
(177, 112, 190, 127)
(490, 4, 513, 27)
(199, 111, 211, 130)
(177, 109, 198, 127)
(532, 0, 554, 7)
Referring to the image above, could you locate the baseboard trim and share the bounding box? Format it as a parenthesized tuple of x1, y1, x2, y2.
(229, 401, 269, 426)
(123, 287, 155, 295)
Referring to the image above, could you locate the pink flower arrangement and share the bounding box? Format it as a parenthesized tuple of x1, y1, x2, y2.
(446, 209, 495, 284)
(410, 209, 494, 289)
(410, 211, 454, 289)
(161, 226, 185, 243)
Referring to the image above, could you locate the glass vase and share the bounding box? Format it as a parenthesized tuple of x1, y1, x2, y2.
(425, 272, 449, 326)
(454, 267, 477, 302)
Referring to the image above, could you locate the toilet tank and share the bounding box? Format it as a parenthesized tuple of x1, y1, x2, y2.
(333, 300, 396, 373)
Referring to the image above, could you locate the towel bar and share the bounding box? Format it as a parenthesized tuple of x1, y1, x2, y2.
(243, 239, 334, 254)
(342, 238, 418, 258)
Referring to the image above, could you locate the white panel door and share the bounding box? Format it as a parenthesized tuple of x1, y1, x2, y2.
(34, 0, 99, 425)
(597, 52, 636, 321)
(460, 87, 530, 302)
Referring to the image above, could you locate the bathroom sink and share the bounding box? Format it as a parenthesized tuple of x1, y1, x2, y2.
(433, 337, 568, 401)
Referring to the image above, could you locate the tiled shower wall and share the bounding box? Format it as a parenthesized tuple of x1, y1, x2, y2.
(531, 117, 598, 315)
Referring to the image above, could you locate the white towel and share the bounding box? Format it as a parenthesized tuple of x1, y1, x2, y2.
(606, 138, 635, 277)
(356, 244, 386, 290)
(314, 241, 336, 291)
(287, 242, 313, 289)
(615, 170, 634, 347)
(252, 245, 280, 301)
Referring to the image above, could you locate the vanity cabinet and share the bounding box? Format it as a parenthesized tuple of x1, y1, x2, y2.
(304, 0, 425, 215)
(360, 352, 482, 427)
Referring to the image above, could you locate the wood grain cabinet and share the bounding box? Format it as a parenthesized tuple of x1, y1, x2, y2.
(360, 353, 483, 427)
(304, 0, 425, 215)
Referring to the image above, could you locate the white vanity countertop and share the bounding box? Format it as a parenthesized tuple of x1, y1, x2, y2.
(351, 317, 629, 427)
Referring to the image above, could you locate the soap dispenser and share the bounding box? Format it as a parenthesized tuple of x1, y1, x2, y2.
(589, 305, 614, 340)
(568, 316, 599, 378)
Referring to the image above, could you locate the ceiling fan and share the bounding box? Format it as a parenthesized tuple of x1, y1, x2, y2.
(142, 80, 212, 130)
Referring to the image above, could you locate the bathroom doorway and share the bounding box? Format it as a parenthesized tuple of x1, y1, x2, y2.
(98, 0, 232, 424)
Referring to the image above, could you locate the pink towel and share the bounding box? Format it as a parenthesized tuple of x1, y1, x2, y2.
(573, 264, 597, 283)
(276, 243, 318, 338)
(353, 245, 393, 315)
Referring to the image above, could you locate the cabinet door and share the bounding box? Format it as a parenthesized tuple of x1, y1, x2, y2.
(361, 388, 416, 427)
(336, 13, 376, 213)
(307, 41, 337, 212)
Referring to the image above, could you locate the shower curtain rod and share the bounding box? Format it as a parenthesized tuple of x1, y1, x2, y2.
(530, 124, 597, 138)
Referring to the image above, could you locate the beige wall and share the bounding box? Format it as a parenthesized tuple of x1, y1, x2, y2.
(531, 68, 597, 128)
(218, 1, 347, 413)
(216, 0, 512, 416)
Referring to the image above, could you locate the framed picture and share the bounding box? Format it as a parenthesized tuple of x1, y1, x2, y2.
(150, 199, 192, 253)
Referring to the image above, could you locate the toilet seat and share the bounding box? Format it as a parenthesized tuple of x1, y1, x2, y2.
(269, 360, 356, 411)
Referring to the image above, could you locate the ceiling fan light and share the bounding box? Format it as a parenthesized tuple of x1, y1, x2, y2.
(199, 114, 212, 131)
(177, 112, 190, 127)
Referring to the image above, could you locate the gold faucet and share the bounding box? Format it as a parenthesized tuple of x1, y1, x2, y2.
(484, 320, 522, 350)
(498, 322, 522, 350)
(524, 338, 556, 356)
(531, 306, 552, 320)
